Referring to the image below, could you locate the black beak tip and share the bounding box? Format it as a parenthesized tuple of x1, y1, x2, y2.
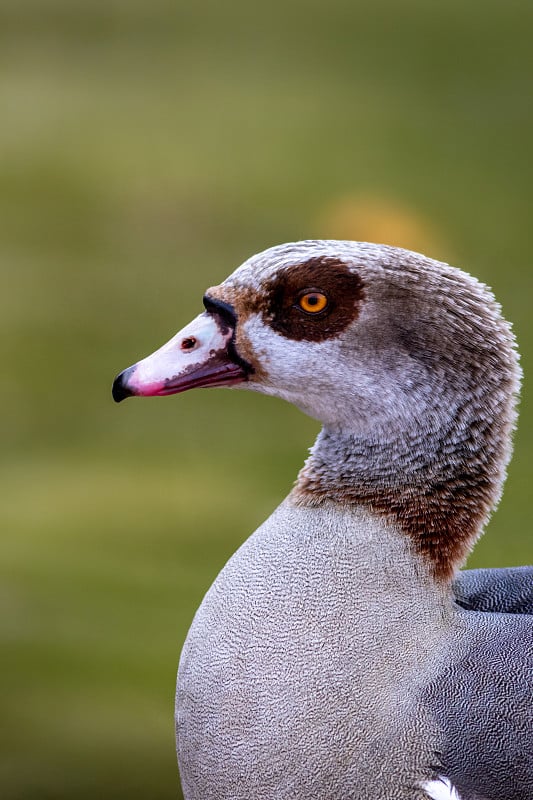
(112, 367, 135, 403)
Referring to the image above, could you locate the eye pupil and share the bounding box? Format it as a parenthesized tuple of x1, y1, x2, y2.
(298, 291, 328, 314)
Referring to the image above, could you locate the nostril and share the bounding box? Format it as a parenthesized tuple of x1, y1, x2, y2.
(181, 337, 197, 351)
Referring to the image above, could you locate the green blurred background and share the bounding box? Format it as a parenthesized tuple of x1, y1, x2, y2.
(2, 1, 532, 797)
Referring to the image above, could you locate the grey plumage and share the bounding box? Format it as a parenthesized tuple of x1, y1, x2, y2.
(113, 241, 533, 800)
(454, 567, 533, 614)
(423, 610, 533, 800)
(176, 501, 451, 799)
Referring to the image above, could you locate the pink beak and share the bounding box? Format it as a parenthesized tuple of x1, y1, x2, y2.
(112, 306, 251, 403)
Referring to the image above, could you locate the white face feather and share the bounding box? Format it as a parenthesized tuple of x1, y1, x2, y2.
(240, 309, 435, 431)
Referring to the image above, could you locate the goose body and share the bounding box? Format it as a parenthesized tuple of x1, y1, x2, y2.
(113, 241, 532, 800)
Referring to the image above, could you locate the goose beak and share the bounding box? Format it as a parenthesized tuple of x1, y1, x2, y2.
(112, 310, 251, 403)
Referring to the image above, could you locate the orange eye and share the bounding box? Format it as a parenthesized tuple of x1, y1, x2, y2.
(298, 291, 328, 314)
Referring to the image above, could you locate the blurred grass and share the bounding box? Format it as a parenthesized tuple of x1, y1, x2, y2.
(1, 1, 533, 798)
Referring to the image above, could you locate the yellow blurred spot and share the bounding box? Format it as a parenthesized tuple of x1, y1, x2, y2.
(316, 195, 444, 256)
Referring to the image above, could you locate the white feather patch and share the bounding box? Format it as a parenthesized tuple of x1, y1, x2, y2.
(421, 777, 462, 800)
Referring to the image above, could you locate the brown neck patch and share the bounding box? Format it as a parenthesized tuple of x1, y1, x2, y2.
(294, 475, 490, 582)
(292, 413, 507, 583)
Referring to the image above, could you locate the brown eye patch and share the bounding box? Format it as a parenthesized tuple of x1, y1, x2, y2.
(264, 257, 365, 342)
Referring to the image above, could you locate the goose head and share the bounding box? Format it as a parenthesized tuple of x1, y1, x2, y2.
(112, 240, 520, 581)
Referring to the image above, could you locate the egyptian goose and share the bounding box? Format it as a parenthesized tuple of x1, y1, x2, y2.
(113, 241, 532, 800)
